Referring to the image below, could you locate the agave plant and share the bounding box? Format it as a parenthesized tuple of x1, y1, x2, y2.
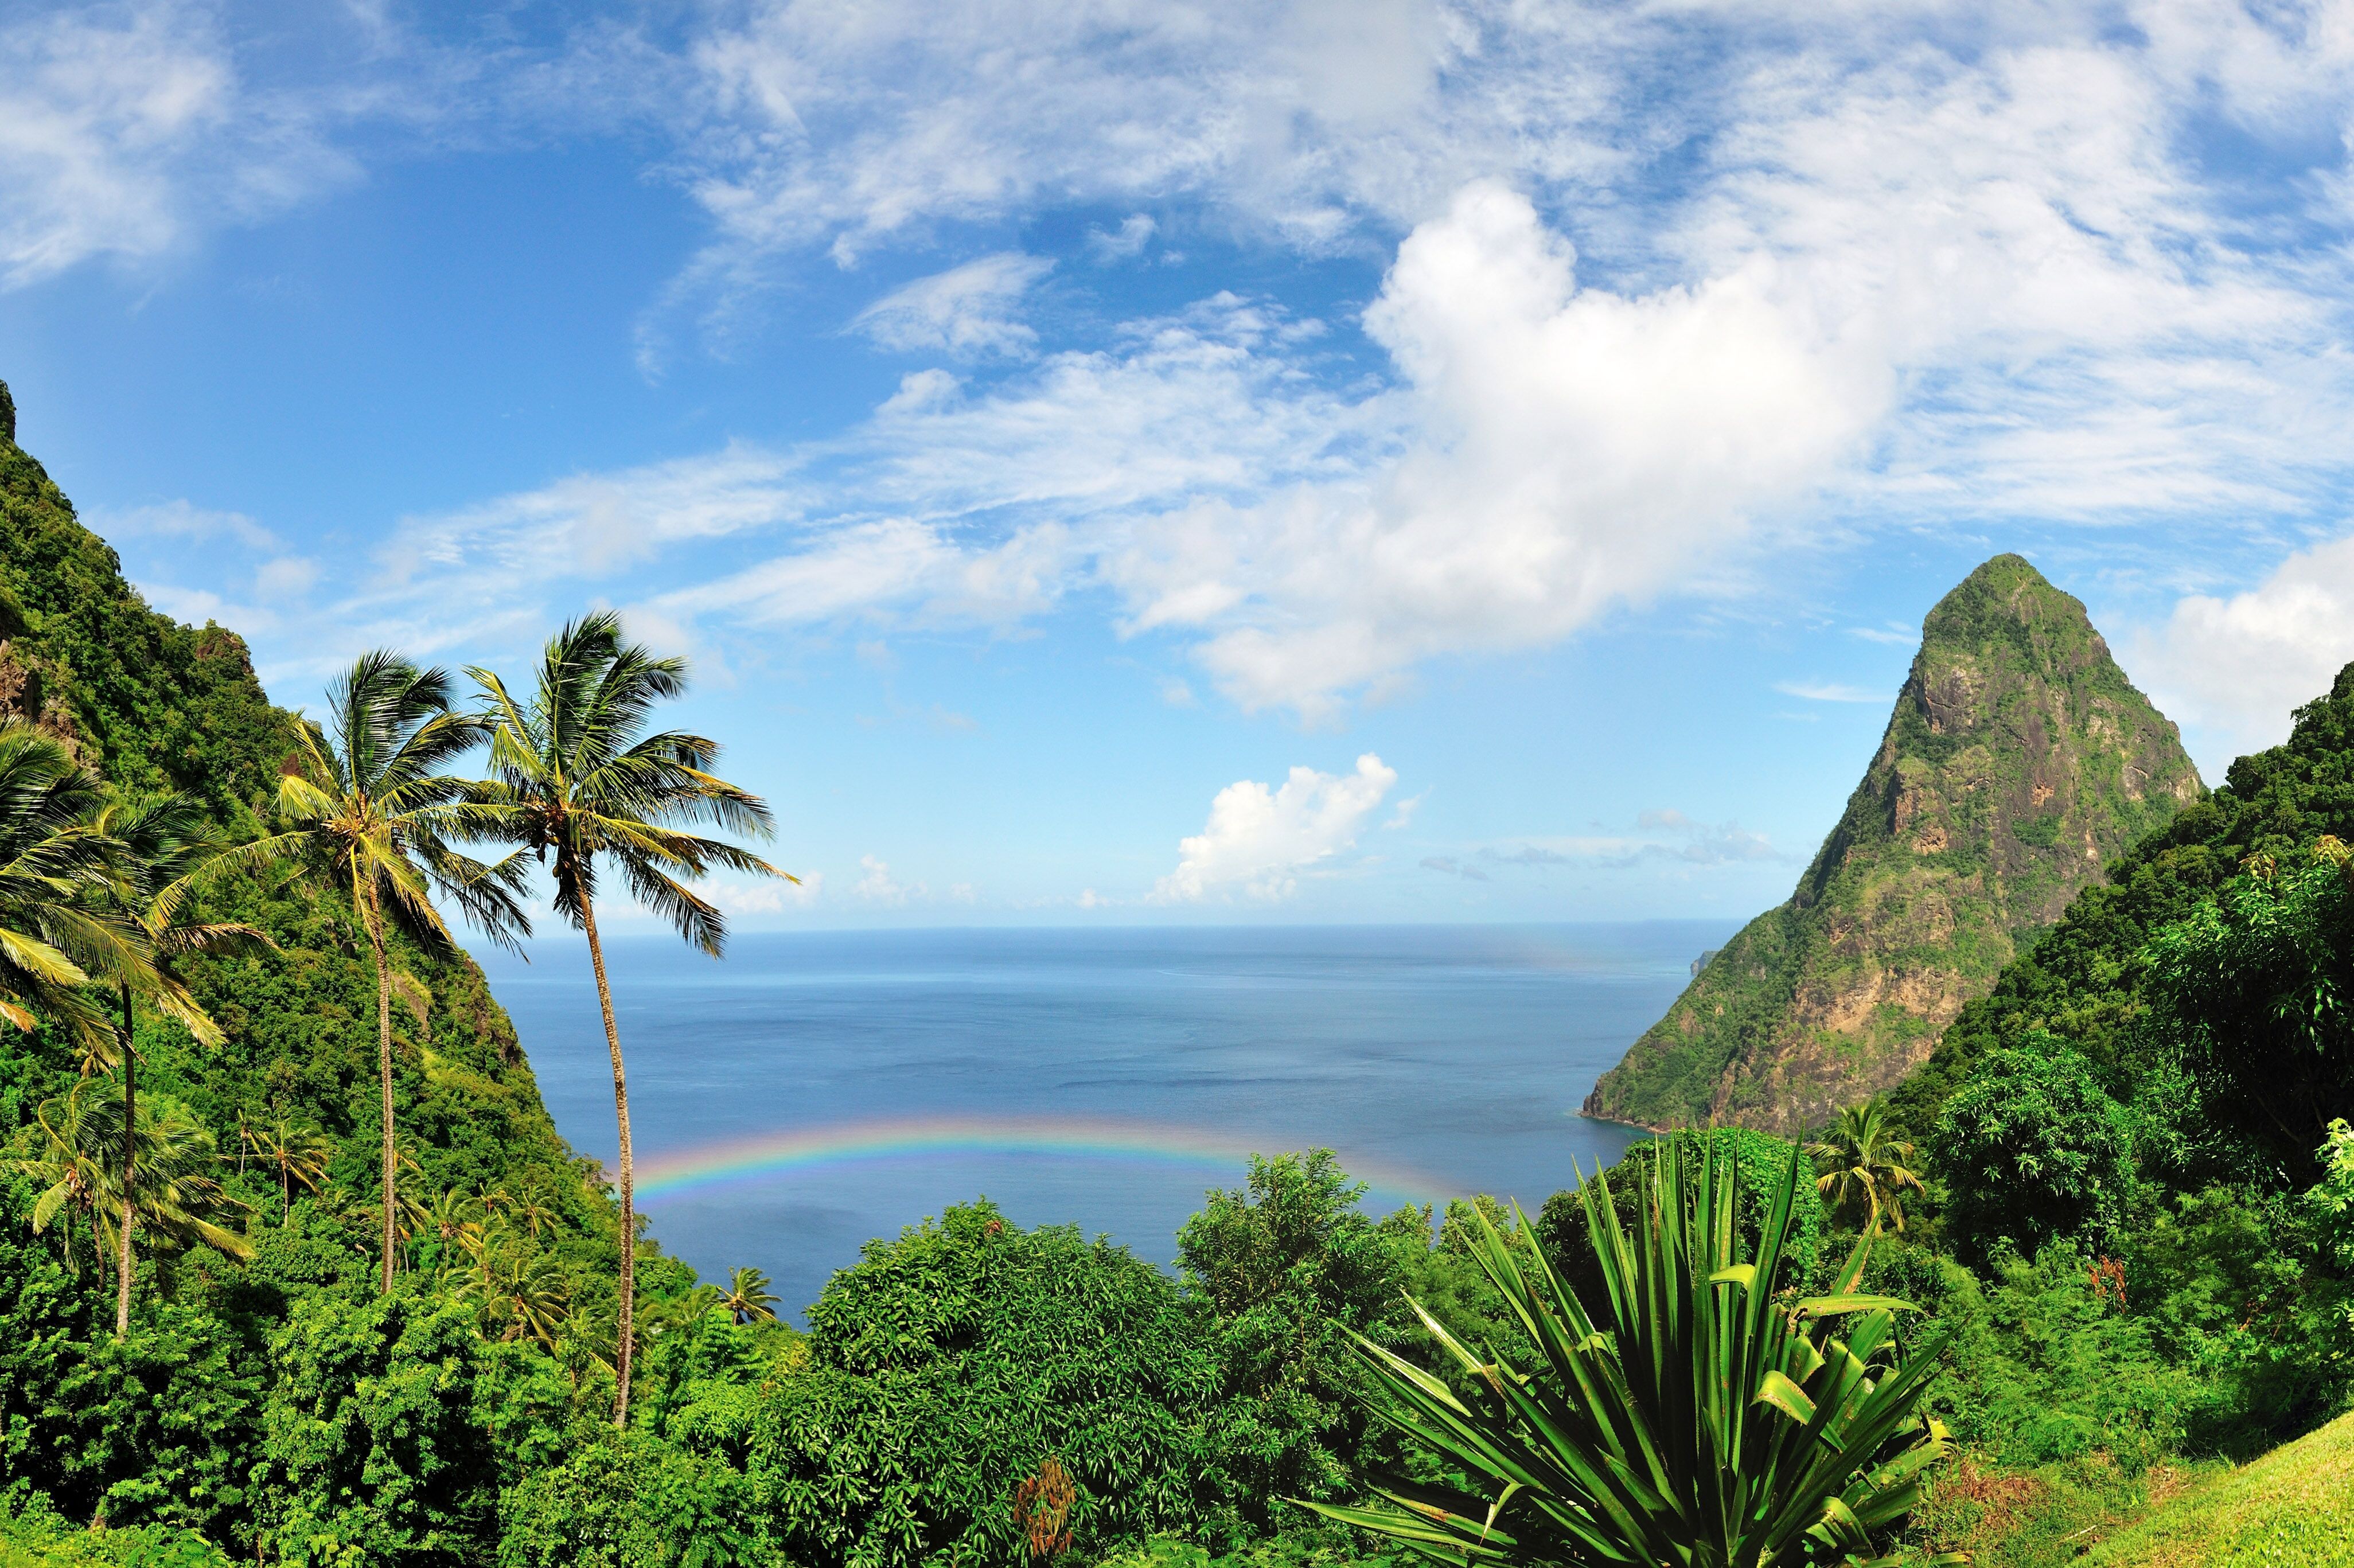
(1307, 1137, 1959, 1568)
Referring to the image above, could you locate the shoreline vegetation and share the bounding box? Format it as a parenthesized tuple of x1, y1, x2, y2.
(3, 377, 2351, 1563)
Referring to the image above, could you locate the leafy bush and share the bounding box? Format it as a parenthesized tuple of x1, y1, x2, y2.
(1927, 1249, 2200, 1475)
(1176, 1151, 1420, 1522)
(1939, 1039, 2134, 1261)
(498, 1433, 762, 1568)
(252, 1284, 498, 1565)
(2143, 845, 2354, 1181)
(717, 1200, 1225, 1568)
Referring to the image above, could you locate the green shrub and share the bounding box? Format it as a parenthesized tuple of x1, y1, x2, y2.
(718, 1200, 1225, 1568)
(252, 1284, 498, 1565)
(1928, 1249, 2200, 1475)
(1939, 1039, 2134, 1261)
(497, 1433, 762, 1568)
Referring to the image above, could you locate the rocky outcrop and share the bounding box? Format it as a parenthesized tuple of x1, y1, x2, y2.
(1584, 555, 2201, 1136)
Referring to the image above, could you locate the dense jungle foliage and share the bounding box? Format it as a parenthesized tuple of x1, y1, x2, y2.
(3, 378, 2351, 1565)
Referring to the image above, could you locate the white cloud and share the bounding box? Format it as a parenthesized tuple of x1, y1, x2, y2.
(1383, 790, 1428, 830)
(2133, 532, 2354, 759)
(89, 498, 279, 551)
(1088, 214, 1157, 262)
(108, 1, 2354, 730)
(1774, 680, 1884, 703)
(855, 855, 923, 903)
(851, 252, 1055, 357)
(708, 871, 821, 914)
(0, 3, 357, 288)
(1459, 813, 1785, 872)
(1152, 752, 1397, 902)
(254, 556, 320, 600)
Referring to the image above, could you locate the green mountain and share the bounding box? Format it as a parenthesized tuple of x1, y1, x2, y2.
(1893, 653, 2354, 1156)
(1584, 555, 2201, 1135)
(0, 379, 635, 1474)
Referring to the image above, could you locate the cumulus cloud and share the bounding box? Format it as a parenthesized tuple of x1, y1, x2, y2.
(2133, 532, 2354, 759)
(851, 252, 1055, 357)
(1152, 753, 1397, 902)
(97, 1, 2354, 726)
(855, 855, 923, 903)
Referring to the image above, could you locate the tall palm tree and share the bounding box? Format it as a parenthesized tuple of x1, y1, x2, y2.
(95, 792, 274, 1333)
(1806, 1098, 1927, 1235)
(468, 611, 785, 1426)
(720, 1265, 778, 1325)
(226, 653, 531, 1293)
(0, 723, 151, 1066)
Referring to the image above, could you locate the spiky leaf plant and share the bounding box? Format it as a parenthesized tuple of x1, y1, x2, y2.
(1305, 1137, 1961, 1567)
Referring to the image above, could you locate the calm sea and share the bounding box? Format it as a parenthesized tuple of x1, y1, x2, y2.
(475, 922, 1729, 1321)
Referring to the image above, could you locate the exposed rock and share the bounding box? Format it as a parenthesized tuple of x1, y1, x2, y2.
(1584, 554, 2201, 1136)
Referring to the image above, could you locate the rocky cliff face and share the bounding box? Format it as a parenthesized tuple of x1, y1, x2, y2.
(1584, 555, 2201, 1136)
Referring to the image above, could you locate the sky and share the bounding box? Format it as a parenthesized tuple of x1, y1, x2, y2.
(7, 0, 2354, 931)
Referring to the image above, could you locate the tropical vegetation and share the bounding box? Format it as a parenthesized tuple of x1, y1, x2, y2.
(2, 377, 2350, 1565)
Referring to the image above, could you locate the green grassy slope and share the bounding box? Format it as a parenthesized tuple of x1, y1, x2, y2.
(2083, 1407, 2354, 1565)
(1587, 555, 2199, 1135)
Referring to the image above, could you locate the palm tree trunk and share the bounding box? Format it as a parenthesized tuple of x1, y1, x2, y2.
(578, 892, 635, 1429)
(116, 984, 135, 1337)
(366, 895, 396, 1296)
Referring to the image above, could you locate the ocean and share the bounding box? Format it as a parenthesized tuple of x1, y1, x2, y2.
(474, 922, 1730, 1321)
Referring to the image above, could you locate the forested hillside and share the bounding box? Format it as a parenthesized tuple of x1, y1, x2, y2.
(1588, 556, 2199, 1133)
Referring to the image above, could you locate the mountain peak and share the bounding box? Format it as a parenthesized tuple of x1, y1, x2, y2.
(1585, 556, 2201, 1136)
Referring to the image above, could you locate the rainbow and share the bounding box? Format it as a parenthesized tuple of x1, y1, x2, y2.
(630, 1114, 1458, 1206)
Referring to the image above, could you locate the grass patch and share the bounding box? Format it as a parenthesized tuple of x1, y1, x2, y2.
(2083, 1407, 2354, 1566)
(1899, 1451, 2219, 1567)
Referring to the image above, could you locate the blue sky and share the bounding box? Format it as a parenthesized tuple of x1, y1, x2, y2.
(7, 0, 2354, 929)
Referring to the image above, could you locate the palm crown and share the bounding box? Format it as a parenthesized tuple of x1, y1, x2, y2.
(0, 723, 153, 1060)
(1807, 1099, 1927, 1235)
(467, 611, 777, 950)
(249, 652, 531, 954)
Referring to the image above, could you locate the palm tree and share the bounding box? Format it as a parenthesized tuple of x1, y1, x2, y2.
(19, 1078, 113, 1279)
(227, 653, 531, 1293)
(720, 1265, 779, 1325)
(95, 792, 274, 1333)
(1807, 1098, 1927, 1235)
(510, 1179, 558, 1241)
(20, 1080, 252, 1276)
(467, 611, 785, 1427)
(453, 1226, 571, 1349)
(252, 1117, 334, 1222)
(0, 723, 151, 1066)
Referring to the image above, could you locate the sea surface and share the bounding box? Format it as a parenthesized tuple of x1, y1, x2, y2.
(475, 922, 1731, 1321)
